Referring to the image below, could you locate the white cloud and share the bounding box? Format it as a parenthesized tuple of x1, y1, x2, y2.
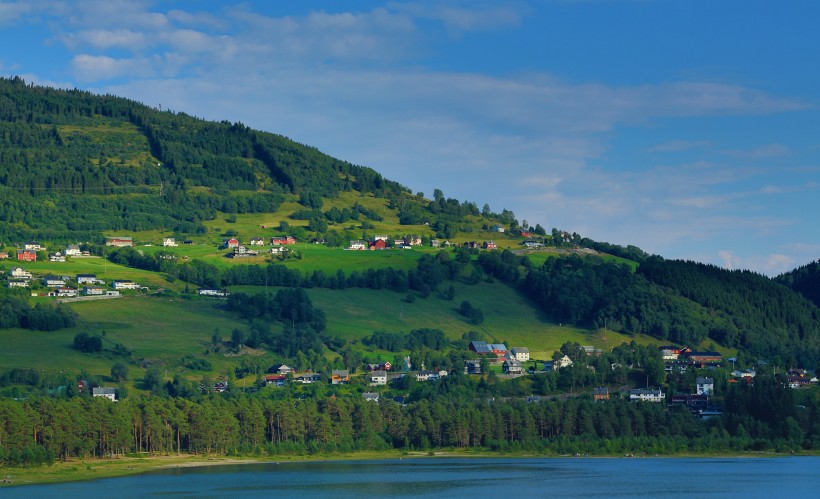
(393, 2, 525, 33)
(718, 250, 795, 277)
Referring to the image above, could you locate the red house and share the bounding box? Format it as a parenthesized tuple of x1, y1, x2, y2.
(17, 250, 37, 262)
(369, 239, 387, 250)
(224, 238, 239, 249)
(271, 236, 296, 245)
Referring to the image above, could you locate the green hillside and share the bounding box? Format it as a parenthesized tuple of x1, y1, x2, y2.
(0, 77, 817, 395)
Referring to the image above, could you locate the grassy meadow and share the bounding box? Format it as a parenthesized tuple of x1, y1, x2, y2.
(1, 209, 655, 392)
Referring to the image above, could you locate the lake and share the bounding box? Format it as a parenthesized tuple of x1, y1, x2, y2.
(3, 456, 818, 498)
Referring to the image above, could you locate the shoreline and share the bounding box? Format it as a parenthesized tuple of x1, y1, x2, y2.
(1, 449, 817, 487)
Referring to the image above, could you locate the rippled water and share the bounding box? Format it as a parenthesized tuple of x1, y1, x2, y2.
(3, 456, 818, 498)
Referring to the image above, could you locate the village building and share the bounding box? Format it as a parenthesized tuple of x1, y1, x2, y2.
(271, 236, 297, 245)
(17, 250, 37, 262)
(629, 388, 666, 403)
(554, 355, 574, 370)
(511, 347, 530, 362)
(92, 387, 117, 401)
(593, 387, 610, 401)
(112, 280, 140, 290)
(331, 370, 350, 384)
(82, 286, 106, 296)
(163, 237, 177, 247)
(43, 276, 66, 288)
(696, 377, 715, 396)
(503, 359, 524, 374)
(369, 370, 388, 386)
(65, 244, 82, 256)
(10, 267, 32, 279)
(24, 242, 43, 251)
(106, 237, 133, 247)
(347, 240, 367, 251)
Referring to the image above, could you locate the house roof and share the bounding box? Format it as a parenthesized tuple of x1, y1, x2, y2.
(696, 377, 714, 384)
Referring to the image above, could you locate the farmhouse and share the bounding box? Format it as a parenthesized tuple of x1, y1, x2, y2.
(696, 377, 715, 396)
(271, 236, 296, 245)
(223, 237, 239, 249)
(348, 240, 366, 251)
(43, 276, 66, 288)
(503, 359, 524, 374)
(17, 250, 36, 262)
(510, 347, 530, 362)
(331, 370, 350, 385)
(24, 242, 43, 251)
(76, 274, 99, 285)
(49, 252, 66, 262)
(369, 370, 388, 386)
(163, 237, 177, 247)
(112, 280, 140, 290)
(106, 237, 133, 247)
(10, 267, 32, 279)
(54, 287, 77, 297)
(92, 387, 117, 401)
(249, 237, 265, 246)
(65, 244, 82, 256)
(629, 388, 666, 403)
(482, 241, 497, 250)
(369, 239, 387, 250)
(82, 286, 105, 296)
(593, 387, 610, 401)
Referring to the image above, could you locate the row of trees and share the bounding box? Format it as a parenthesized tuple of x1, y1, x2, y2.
(0, 292, 77, 331)
(0, 374, 814, 466)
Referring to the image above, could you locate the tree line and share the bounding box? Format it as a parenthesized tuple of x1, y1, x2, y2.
(0, 373, 814, 467)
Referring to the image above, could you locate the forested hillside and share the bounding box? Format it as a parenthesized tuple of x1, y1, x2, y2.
(0, 77, 404, 242)
(776, 260, 820, 308)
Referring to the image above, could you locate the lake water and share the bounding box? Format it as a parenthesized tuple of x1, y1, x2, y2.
(3, 456, 819, 498)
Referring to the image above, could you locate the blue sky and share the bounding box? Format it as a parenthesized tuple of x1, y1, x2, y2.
(1, 0, 818, 275)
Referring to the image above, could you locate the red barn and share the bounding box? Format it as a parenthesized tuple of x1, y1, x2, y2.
(17, 250, 37, 262)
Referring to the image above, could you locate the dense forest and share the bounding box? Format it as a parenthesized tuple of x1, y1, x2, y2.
(776, 260, 820, 308)
(0, 77, 407, 242)
(0, 373, 815, 466)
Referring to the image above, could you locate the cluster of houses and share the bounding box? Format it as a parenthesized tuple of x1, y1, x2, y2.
(221, 236, 296, 258)
(347, 235, 423, 251)
(0, 242, 94, 263)
(3, 267, 137, 297)
(660, 346, 724, 373)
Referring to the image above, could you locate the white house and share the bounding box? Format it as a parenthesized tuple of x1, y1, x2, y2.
(369, 370, 388, 386)
(554, 354, 574, 370)
(511, 347, 530, 362)
(43, 276, 66, 288)
(10, 267, 32, 279)
(112, 280, 140, 290)
(696, 377, 715, 396)
(65, 244, 82, 256)
(24, 242, 43, 251)
(629, 388, 666, 403)
(55, 288, 77, 297)
(76, 274, 98, 285)
(7, 280, 29, 288)
(348, 240, 367, 250)
(82, 286, 106, 296)
(92, 387, 117, 401)
(49, 252, 66, 262)
(163, 237, 177, 247)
